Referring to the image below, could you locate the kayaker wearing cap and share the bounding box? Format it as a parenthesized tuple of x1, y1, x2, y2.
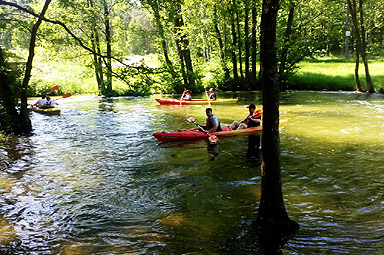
(182, 90, 192, 101)
(230, 104, 261, 130)
(207, 88, 217, 100)
(204, 108, 222, 132)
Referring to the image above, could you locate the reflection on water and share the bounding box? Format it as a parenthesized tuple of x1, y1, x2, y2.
(0, 92, 383, 254)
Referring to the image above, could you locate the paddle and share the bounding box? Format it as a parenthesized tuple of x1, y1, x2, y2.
(53, 93, 72, 101)
(180, 88, 186, 100)
(187, 117, 219, 144)
(204, 87, 211, 106)
(50, 85, 59, 92)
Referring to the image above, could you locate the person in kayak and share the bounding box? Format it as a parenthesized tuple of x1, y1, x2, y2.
(230, 104, 261, 130)
(182, 90, 192, 101)
(42, 96, 59, 108)
(207, 88, 217, 100)
(204, 107, 222, 132)
(33, 95, 47, 108)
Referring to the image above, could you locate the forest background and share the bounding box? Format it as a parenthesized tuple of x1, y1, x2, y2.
(1, 0, 384, 97)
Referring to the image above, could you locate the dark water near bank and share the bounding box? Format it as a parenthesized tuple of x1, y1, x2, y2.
(0, 91, 384, 254)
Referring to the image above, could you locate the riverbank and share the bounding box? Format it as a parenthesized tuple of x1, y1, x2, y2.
(288, 58, 384, 92)
(26, 54, 384, 96)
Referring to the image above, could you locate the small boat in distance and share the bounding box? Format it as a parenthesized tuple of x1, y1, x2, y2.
(155, 98, 238, 105)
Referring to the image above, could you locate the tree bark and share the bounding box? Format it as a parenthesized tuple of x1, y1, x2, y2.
(230, 2, 239, 83)
(149, 0, 176, 77)
(345, 3, 350, 59)
(278, 3, 295, 90)
(20, 0, 52, 134)
(244, 0, 250, 90)
(103, 0, 113, 93)
(347, 0, 374, 93)
(213, 4, 230, 80)
(0, 47, 19, 133)
(236, 11, 244, 85)
(358, 0, 373, 93)
(256, 0, 298, 249)
(251, 1, 257, 89)
(353, 41, 363, 91)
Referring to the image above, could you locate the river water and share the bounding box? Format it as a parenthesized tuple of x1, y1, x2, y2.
(0, 91, 383, 254)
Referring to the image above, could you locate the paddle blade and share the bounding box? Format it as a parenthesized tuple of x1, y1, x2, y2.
(208, 135, 219, 144)
(187, 117, 195, 123)
(62, 93, 72, 98)
(50, 85, 59, 92)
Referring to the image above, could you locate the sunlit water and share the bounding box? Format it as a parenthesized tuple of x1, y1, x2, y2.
(0, 91, 383, 254)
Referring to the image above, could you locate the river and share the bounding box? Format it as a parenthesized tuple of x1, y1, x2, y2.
(0, 91, 383, 254)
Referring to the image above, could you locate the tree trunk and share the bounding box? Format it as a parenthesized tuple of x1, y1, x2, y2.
(173, 11, 188, 88)
(213, 5, 230, 80)
(230, 3, 239, 83)
(103, 0, 113, 93)
(20, 0, 52, 134)
(182, 44, 196, 88)
(150, 0, 176, 77)
(0, 47, 19, 133)
(278, 3, 295, 90)
(236, 11, 244, 85)
(345, 3, 350, 59)
(353, 44, 363, 91)
(255, 0, 298, 250)
(358, 0, 374, 93)
(251, 2, 257, 89)
(89, 0, 105, 94)
(244, 0, 250, 90)
(347, 0, 373, 93)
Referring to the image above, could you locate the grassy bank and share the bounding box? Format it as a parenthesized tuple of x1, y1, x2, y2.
(10, 48, 384, 95)
(288, 58, 384, 92)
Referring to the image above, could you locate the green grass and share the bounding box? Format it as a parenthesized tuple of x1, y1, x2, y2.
(289, 58, 384, 92)
(9, 47, 384, 94)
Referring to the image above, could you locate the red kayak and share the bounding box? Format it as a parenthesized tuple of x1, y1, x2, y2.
(153, 126, 263, 141)
(155, 98, 238, 105)
(153, 120, 287, 142)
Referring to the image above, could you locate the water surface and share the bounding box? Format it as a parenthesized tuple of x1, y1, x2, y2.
(0, 91, 383, 254)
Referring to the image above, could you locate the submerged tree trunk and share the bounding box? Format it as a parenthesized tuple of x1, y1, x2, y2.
(20, 0, 52, 134)
(278, 2, 295, 90)
(256, 0, 298, 251)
